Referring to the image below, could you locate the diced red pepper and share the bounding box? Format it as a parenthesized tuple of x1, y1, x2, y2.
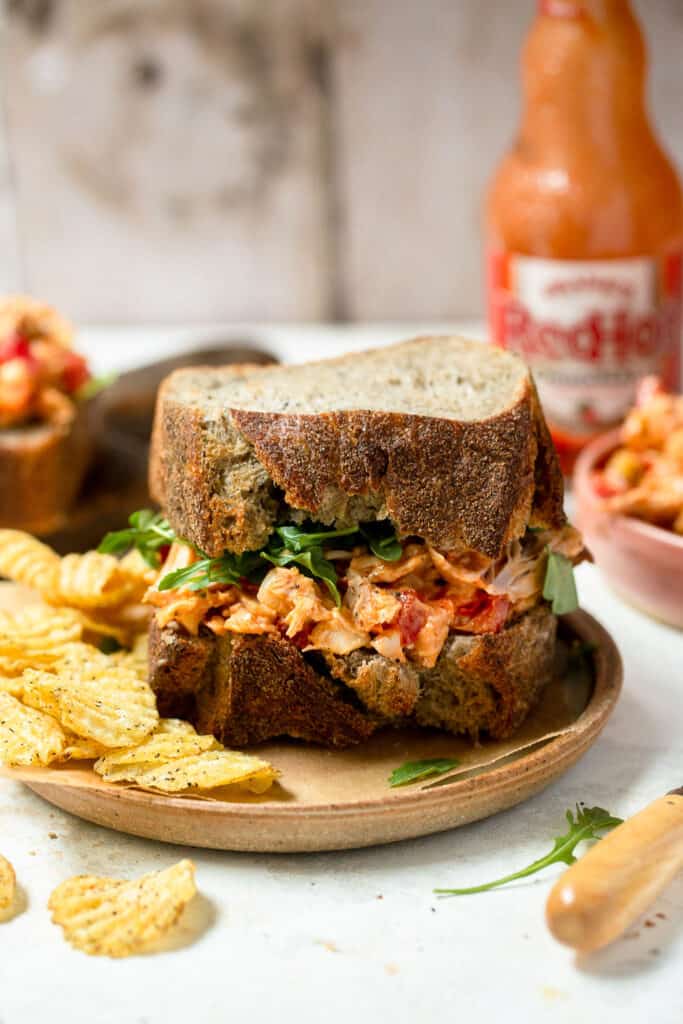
(0, 332, 32, 364)
(591, 471, 622, 499)
(397, 590, 428, 645)
(451, 590, 510, 634)
(60, 349, 90, 393)
(284, 622, 314, 649)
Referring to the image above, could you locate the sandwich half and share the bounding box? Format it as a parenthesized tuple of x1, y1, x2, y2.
(139, 336, 585, 748)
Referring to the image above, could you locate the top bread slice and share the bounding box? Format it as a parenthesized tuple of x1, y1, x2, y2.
(149, 336, 565, 558)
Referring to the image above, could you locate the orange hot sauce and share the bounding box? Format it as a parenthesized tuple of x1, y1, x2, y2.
(486, 0, 683, 473)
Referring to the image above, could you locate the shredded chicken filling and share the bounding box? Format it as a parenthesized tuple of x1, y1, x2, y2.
(146, 525, 583, 669)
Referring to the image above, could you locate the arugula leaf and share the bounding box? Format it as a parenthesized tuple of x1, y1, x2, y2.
(263, 543, 342, 605)
(75, 372, 118, 401)
(138, 516, 404, 601)
(275, 524, 358, 552)
(98, 510, 176, 568)
(361, 522, 403, 562)
(543, 551, 579, 615)
(389, 758, 460, 788)
(434, 805, 622, 896)
(158, 551, 264, 592)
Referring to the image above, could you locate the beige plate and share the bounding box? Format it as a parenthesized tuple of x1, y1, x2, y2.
(8, 610, 622, 853)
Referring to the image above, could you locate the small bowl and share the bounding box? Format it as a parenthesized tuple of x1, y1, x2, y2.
(574, 430, 683, 630)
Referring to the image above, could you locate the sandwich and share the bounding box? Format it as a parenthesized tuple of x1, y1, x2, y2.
(104, 336, 586, 748)
(0, 296, 100, 534)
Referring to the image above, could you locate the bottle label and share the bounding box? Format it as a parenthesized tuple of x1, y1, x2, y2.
(488, 251, 683, 431)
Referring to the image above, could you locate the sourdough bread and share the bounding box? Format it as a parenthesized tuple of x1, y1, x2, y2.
(150, 336, 565, 558)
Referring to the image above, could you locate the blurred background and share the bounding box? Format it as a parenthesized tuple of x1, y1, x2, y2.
(1, 0, 682, 324)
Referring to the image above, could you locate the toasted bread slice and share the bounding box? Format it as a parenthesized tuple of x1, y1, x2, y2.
(148, 607, 557, 748)
(150, 336, 565, 559)
(0, 402, 94, 535)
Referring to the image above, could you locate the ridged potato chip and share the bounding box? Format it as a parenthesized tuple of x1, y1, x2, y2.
(155, 718, 197, 736)
(0, 530, 60, 593)
(0, 675, 23, 698)
(54, 552, 134, 610)
(0, 607, 84, 676)
(0, 692, 66, 766)
(48, 859, 196, 958)
(61, 734, 109, 761)
(94, 731, 219, 784)
(109, 633, 149, 679)
(100, 749, 278, 794)
(77, 604, 151, 647)
(0, 606, 83, 648)
(0, 853, 16, 917)
(118, 550, 158, 596)
(22, 662, 158, 748)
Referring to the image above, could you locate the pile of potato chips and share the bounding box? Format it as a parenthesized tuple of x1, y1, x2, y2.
(0, 529, 277, 796)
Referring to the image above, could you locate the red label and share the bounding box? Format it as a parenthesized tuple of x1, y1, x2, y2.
(487, 251, 682, 433)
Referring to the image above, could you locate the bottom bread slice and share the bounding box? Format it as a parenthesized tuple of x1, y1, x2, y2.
(148, 605, 557, 748)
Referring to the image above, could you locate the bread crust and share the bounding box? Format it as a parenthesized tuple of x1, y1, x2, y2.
(0, 401, 94, 534)
(148, 606, 557, 748)
(149, 621, 376, 747)
(150, 351, 565, 558)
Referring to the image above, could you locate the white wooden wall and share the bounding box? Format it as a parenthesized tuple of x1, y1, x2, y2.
(1, 0, 683, 323)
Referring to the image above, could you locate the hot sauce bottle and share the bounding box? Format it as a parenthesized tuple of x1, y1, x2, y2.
(486, 0, 683, 473)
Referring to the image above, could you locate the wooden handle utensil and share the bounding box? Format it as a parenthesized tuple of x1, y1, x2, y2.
(546, 788, 683, 953)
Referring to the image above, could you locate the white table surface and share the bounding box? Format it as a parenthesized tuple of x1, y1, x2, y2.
(1, 324, 682, 1024)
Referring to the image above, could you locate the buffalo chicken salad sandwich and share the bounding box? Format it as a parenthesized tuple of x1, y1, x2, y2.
(102, 336, 587, 749)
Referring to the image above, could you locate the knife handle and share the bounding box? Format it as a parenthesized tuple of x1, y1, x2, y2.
(546, 793, 683, 953)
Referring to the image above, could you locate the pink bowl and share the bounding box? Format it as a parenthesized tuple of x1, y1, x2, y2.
(574, 430, 683, 630)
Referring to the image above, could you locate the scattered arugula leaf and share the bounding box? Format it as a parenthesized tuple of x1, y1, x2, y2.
(543, 550, 579, 615)
(76, 372, 118, 401)
(389, 758, 460, 788)
(434, 804, 623, 896)
(98, 510, 176, 568)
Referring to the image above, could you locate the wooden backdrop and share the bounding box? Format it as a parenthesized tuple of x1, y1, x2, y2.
(1, 0, 683, 322)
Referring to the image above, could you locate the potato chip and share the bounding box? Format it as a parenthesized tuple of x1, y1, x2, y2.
(0, 675, 23, 698)
(0, 692, 66, 766)
(119, 550, 158, 597)
(109, 633, 149, 679)
(48, 859, 196, 958)
(61, 733, 109, 761)
(22, 662, 158, 748)
(0, 607, 84, 676)
(155, 718, 197, 736)
(94, 732, 219, 783)
(74, 612, 132, 646)
(0, 530, 60, 593)
(77, 604, 151, 647)
(54, 552, 134, 609)
(0, 853, 16, 917)
(99, 748, 277, 794)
